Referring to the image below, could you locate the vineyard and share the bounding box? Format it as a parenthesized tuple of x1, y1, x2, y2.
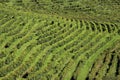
(0, 0, 120, 80)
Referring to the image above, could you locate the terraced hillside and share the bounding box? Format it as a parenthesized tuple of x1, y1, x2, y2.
(0, 1, 120, 80)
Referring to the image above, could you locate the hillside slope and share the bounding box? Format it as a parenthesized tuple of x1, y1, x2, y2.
(0, 1, 120, 80)
(1, 0, 120, 23)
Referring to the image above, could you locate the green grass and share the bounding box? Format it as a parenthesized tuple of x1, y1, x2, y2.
(0, 1, 120, 80)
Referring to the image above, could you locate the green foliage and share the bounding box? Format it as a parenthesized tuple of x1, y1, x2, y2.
(0, 1, 120, 80)
(103, 76, 117, 80)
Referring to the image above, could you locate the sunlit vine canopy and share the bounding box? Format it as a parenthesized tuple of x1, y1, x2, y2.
(0, 0, 120, 80)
